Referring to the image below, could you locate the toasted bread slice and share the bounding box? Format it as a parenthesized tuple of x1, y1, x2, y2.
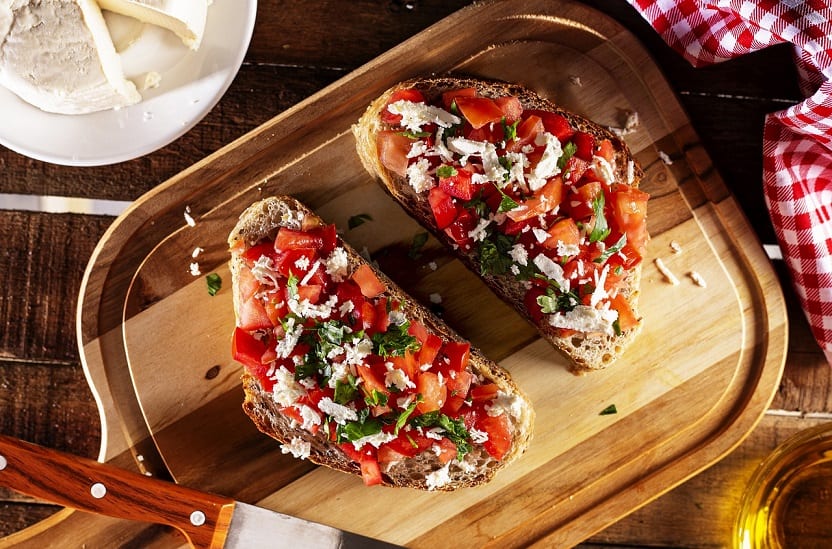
(353, 77, 648, 374)
(228, 196, 534, 490)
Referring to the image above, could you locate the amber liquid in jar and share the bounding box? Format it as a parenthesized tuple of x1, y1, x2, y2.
(735, 423, 832, 549)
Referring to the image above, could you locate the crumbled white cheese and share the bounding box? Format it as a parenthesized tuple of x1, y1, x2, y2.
(533, 254, 570, 291)
(280, 437, 311, 460)
(388, 309, 407, 326)
(271, 365, 307, 407)
(504, 150, 529, 190)
(486, 390, 523, 420)
(294, 255, 311, 271)
(338, 300, 355, 317)
(627, 160, 635, 185)
(407, 139, 430, 158)
(592, 155, 616, 184)
(510, 243, 528, 266)
(276, 317, 304, 359)
(387, 100, 460, 132)
(407, 157, 435, 193)
(189, 262, 200, 276)
(654, 257, 680, 285)
(425, 461, 453, 490)
(590, 264, 610, 307)
(325, 247, 349, 282)
(299, 260, 321, 286)
(352, 430, 398, 450)
(468, 217, 492, 242)
(296, 404, 322, 431)
(447, 136, 487, 157)
(527, 132, 563, 190)
(251, 255, 280, 287)
(557, 240, 580, 258)
(434, 127, 454, 162)
(343, 337, 374, 366)
(317, 397, 358, 424)
(689, 271, 707, 287)
(184, 206, 196, 227)
(547, 305, 618, 335)
(425, 428, 444, 441)
(191, 246, 204, 258)
(384, 363, 416, 391)
(532, 227, 550, 244)
(670, 240, 683, 254)
(659, 150, 673, 165)
(288, 293, 338, 319)
(470, 428, 489, 444)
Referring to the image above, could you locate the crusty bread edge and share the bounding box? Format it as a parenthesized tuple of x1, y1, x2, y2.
(228, 195, 534, 490)
(352, 76, 645, 374)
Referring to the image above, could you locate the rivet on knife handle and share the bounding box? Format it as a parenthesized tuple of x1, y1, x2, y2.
(0, 435, 234, 548)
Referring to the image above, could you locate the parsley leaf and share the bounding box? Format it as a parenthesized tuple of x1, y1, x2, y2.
(408, 232, 429, 259)
(557, 141, 577, 171)
(494, 184, 519, 213)
(337, 410, 383, 443)
(536, 287, 580, 314)
(600, 404, 618, 416)
(589, 192, 611, 243)
(206, 273, 222, 296)
(503, 118, 520, 141)
(411, 412, 472, 458)
(372, 320, 420, 357)
(395, 399, 420, 434)
(437, 165, 459, 178)
(478, 231, 515, 276)
(348, 213, 373, 229)
(595, 233, 627, 264)
(334, 375, 359, 405)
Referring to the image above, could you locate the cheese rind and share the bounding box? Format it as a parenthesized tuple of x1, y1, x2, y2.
(0, 0, 141, 114)
(98, 0, 207, 50)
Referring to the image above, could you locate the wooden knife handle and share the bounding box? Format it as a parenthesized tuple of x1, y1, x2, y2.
(0, 435, 235, 548)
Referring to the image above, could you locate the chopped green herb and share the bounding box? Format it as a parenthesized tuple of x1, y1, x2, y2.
(437, 165, 458, 178)
(206, 273, 222, 296)
(364, 388, 389, 408)
(411, 411, 472, 458)
(348, 213, 373, 229)
(372, 320, 420, 357)
(337, 412, 383, 442)
(557, 141, 577, 170)
(494, 184, 519, 213)
(595, 234, 627, 264)
(503, 118, 520, 141)
(408, 232, 429, 259)
(399, 130, 432, 139)
(478, 231, 515, 276)
(464, 194, 489, 218)
(536, 287, 579, 314)
(600, 404, 618, 416)
(395, 399, 420, 434)
(589, 192, 611, 243)
(334, 375, 359, 404)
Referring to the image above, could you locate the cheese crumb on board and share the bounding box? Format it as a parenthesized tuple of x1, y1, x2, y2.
(654, 258, 680, 286)
(688, 271, 707, 287)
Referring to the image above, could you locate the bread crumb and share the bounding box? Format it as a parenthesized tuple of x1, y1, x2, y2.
(609, 109, 639, 137)
(429, 293, 442, 304)
(688, 271, 707, 287)
(569, 75, 583, 87)
(654, 258, 679, 285)
(669, 240, 682, 254)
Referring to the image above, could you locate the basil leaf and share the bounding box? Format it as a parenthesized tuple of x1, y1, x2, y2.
(206, 273, 222, 296)
(395, 399, 420, 434)
(348, 213, 373, 229)
(337, 415, 383, 442)
(589, 192, 611, 243)
(600, 404, 618, 415)
(595, 233, 627, 264)
(334, 375, 359, 404)
(411, 412, 472, 458)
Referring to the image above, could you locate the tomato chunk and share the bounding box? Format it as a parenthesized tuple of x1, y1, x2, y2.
(506, 176, 563, 222)
(495, 96, 523, 123)
(275, 228, 323, 251)
(441, 87, 477, 110)
(416, 372, 447, 414)
(438, 167, 476, 201)
(477, 414, 512, 460)
(442, 341, 470, 372)
(382, 88, 426, 125)
(572, 131, 595, 161)
(428, 186, 459, 229)
(351, 264, 386, 298)
(377, 130, 413, 177)
(454, 96, 505, 129)
(610, 185, 650, 256)
(543, 217, 581, 251)
(231, 327, 267, 372)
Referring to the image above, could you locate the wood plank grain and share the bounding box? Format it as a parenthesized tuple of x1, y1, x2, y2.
(0, 505, 62, 539)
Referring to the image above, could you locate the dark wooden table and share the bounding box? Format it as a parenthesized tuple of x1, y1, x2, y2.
(1, 1, 827, 546)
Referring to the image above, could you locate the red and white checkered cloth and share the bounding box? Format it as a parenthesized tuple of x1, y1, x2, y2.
(627, 0, 832, 365)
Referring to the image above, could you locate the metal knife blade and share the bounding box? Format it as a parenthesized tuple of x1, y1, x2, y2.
(0, 435, 401, 548)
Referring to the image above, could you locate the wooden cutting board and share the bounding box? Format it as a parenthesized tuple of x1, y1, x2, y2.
(7, 0, 786, 547)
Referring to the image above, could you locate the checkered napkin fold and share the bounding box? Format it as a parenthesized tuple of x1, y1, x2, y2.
(628, 0, 832, 364)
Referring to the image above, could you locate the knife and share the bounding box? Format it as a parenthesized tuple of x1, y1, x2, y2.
(0, 435, 401, 548)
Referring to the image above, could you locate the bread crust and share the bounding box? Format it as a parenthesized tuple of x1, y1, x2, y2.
(229, 196, 534, 490)
(353, 76, 645, 374)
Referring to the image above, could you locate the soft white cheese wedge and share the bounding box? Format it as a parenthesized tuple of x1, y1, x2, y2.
(99, 0, 208, 50)
(0, 0, 141, 114)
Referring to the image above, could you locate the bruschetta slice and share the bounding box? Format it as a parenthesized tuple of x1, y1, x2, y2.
(228, 196, 534, 490)
(353, 77, 649, 374)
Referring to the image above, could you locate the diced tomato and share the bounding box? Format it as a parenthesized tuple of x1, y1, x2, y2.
(562, 155, 591, 184)
(469, 383, 499, 402)
(443, 208, 477, 250)
(611, 293, 639, 332)
(438, 167, 476, 201)
(274, 248, 317, 278)
(434, 437, 458, 464)
(495, 96, 523, 123)
(377, 444, 411, 465)
(465, 122, 504, 143)
(609, 185, 650, 257)
(377, 130, 413, 177)
(232, 327, 267, 369)
(542, 217, 581, 251)
(454, 96, 504, 129)
(501, 216, 534, 237)
(357, 364, 389, 400)
(275, 228, 324, 252)
(441, 87, 477, 110)
(359, 301, 377, 332)
(506, 175, 563, 222)
(523, 286, 547, 324)
(565, 180, 602, 221)
(506, 114, 544, 152)
(407, 320, 429, 344)
(242, 241, 278, 265)
(236, 267, 260, 302)
(382, 432, 432, 458)
(374, 297, 390, 333)
(351, 264, 386, 298)
(310, 224, 338, 255)
(526, 109, 574, 142)
(263, 292, 287, 325)
(597, 138, 615, 162)
(572, 131, 595, 161)
(441, 341, 470, 372)
(445, 369, 473, 400)
(477, 414, 512, 460)
(389, 350, 419, 381)
(238, 295, 272, 331)
(428, 187, 459, 230)
(339, 443, 383, 486)
(417, 333, 443, 367)
(416, 372, 447, 414)
(295, 283, 322, 304)
(382, 88, 426, 125)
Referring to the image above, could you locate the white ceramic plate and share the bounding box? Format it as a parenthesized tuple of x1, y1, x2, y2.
(0, 0, 257, 167)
